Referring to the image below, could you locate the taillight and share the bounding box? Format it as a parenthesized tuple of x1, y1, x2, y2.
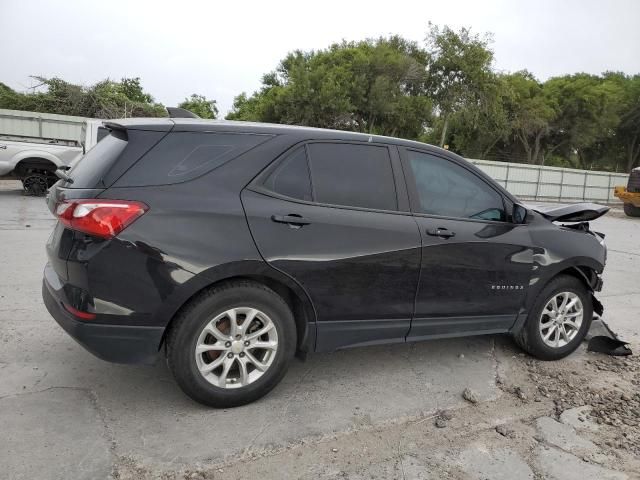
(63, 303, 96, 320)
(55, 199, 148, 238)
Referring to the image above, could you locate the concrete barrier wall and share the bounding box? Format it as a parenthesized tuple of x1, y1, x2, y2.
(469, 159, 629, 204)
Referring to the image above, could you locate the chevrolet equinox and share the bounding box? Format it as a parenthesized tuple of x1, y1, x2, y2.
(43, 119, 608, 407)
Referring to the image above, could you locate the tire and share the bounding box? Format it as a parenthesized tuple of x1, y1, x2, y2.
(514, 275, 592, 361)
(22, 173, 54, 196)
(623, 203, 640, 217)
(166, 280, 296, 407)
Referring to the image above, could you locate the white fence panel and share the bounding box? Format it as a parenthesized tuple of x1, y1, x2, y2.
(469, 159, 629, 204)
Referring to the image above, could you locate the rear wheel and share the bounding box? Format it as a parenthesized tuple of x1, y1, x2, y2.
(514, 275, 592, 360)
(22, 173, 55, 196)
(166, 281, 296, 407)
(623, 203, 640, 217)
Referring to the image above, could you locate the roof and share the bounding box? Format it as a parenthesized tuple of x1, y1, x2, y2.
(106, 117, 447, 152)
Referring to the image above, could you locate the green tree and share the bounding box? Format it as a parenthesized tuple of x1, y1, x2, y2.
(611, 74, 640, 171)
(119, 77, 154, 104)
(178, 94, 218, 119)
(226, 36, 433, 139)
(0, 76, 166, 118)
(425, 24, 496, 147)
(544, 73, 622, 169)
(502, 71, 557, 164)
(444, 74, 511, 158)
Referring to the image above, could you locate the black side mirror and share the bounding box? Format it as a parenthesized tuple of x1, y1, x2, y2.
(512, 204, 528, 224)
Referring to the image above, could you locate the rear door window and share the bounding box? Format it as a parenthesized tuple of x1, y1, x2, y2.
(262, 147, 312, 201)
(307, 143, 397, 211)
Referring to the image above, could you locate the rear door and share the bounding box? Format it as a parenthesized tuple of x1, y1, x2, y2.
(400, 148, 535, 339)
(242, 141, 422, 351)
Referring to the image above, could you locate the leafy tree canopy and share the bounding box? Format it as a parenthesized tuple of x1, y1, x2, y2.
(227, 36, 433, 139)
(0, 76, 166, 119)
(178, 94, 218, 119)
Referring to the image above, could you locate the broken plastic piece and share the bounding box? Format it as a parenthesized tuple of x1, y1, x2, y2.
(587, 315, 632, 356)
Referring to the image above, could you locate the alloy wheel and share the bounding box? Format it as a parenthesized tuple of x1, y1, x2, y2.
(195, 307, 278, 389)
(539, 292, 584, 348)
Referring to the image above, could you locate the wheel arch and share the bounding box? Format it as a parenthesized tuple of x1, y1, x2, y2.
(513, 260, 603, 334)
(159, 263, 317, 356)
(14, 156, 59, 177)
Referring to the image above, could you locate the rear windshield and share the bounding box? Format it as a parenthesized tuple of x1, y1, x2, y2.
(66, 131, 128, 188)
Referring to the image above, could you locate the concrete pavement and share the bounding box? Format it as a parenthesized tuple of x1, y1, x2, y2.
(0, 180, 638, 479)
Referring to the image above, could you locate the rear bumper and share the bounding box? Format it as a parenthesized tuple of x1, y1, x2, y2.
(42, 267, 164, 364)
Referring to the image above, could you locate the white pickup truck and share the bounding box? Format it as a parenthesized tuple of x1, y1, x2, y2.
(0, 109, 107, 195)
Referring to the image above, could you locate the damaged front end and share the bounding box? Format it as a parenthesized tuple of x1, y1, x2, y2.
(526, 202, 630, 355)
(528, 202, 610, 223)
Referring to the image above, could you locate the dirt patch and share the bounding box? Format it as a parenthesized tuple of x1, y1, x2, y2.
(522, 352, 640, 456)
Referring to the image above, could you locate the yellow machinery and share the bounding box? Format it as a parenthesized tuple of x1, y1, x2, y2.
(614, 167, 640, 217)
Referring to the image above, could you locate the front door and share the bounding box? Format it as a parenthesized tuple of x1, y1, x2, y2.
(399, 148, 534, 339)
(242, 142, 422, 351)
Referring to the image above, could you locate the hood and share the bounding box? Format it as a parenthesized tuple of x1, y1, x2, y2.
(527, 202, 610, 222)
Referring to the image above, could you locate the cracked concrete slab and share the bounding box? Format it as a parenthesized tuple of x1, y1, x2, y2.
(457, 445, 534, 480)
(0, 387, 112, 480)
(560, 406, 600, 432)
(535, 416, 599, 455)
(534, 445, 628, 480)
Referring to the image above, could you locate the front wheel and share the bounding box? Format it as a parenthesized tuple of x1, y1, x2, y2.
(166, 281, 296, 407)
(514, 275, 592, 360)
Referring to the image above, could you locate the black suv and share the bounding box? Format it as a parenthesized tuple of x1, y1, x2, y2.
(43, 119, 608, 407)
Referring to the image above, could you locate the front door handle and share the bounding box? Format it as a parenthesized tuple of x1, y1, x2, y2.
(271, 214, 311, 226)
(426, 227, 456, 239)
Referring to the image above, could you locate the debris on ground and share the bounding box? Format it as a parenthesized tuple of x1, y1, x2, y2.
(434, 410, 453, 428)
(435, 417, 447, 428)
(462, 387, 479, 404)
(513, 385, 528, 401)
(587, 317, 633, 356)
(525, 353, 640, 456)
(495, 424, 516, 438)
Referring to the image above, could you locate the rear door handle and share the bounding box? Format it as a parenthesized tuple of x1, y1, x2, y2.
(426, 227, 456, 239)
(271, 214, 311, 226)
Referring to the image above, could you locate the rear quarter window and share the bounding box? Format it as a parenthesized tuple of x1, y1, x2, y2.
(65, 129, 168, 189)
(114, 132, 273, 187)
